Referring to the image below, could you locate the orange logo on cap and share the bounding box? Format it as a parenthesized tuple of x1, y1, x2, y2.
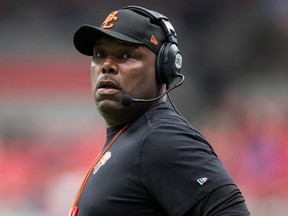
(150, 35, 158, 45)
(102, 11, 118, 29)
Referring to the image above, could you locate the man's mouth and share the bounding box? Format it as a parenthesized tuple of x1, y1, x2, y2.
(97, 80, 120, 95)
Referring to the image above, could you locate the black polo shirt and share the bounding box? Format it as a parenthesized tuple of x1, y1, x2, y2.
(76, 103, 236, 215)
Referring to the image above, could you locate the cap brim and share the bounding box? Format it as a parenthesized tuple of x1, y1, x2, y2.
(73, 25, 144, 56)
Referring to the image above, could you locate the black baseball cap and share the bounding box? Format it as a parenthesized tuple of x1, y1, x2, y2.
(73, 7, 167, 56)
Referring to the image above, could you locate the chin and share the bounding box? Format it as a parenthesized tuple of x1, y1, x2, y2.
(97, 100, 122, 114)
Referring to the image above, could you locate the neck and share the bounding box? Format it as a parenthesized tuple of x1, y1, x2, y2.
(104, 100, 166, 128)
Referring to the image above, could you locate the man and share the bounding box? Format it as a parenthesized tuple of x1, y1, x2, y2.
(69, 5, 250, 216)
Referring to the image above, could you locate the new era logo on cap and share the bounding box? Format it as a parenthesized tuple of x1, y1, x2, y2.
(150, 35, 158, 45)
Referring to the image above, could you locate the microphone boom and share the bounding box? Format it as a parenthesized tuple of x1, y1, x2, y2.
(121, 73, 185, 106)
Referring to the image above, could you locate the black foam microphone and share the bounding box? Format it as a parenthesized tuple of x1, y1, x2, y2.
(121, 73, 185, 106)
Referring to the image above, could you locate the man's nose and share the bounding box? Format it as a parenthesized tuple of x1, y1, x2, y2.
(101, 57, 118, 74)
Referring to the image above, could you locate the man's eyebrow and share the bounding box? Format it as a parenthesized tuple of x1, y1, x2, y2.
(93, 41, 104, 47)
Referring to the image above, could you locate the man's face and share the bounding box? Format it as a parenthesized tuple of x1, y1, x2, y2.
(90, 36, 159, 125)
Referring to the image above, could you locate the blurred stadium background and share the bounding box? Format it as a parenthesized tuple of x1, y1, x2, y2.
(0, 0, 288, 215)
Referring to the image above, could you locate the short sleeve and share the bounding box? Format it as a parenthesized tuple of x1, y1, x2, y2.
(139, 124, 235, 216)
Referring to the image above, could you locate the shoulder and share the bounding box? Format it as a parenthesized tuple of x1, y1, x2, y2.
(142, 103, 216, 158)
(139, 103, 220, 172)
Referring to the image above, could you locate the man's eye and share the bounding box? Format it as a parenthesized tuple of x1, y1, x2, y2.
(93, 50, 104, 58)
(123, 53, 135, 59)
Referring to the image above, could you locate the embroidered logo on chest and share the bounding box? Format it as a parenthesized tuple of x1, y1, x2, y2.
(93, 151, 112, 175)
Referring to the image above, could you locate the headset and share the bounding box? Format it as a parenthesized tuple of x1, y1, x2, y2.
(122, 6, 183, 85)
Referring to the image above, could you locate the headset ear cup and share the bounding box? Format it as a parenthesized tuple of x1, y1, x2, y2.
(156, 43, 182, 84)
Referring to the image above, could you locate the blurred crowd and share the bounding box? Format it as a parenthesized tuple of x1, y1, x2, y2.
(0, 0, 288, 215)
